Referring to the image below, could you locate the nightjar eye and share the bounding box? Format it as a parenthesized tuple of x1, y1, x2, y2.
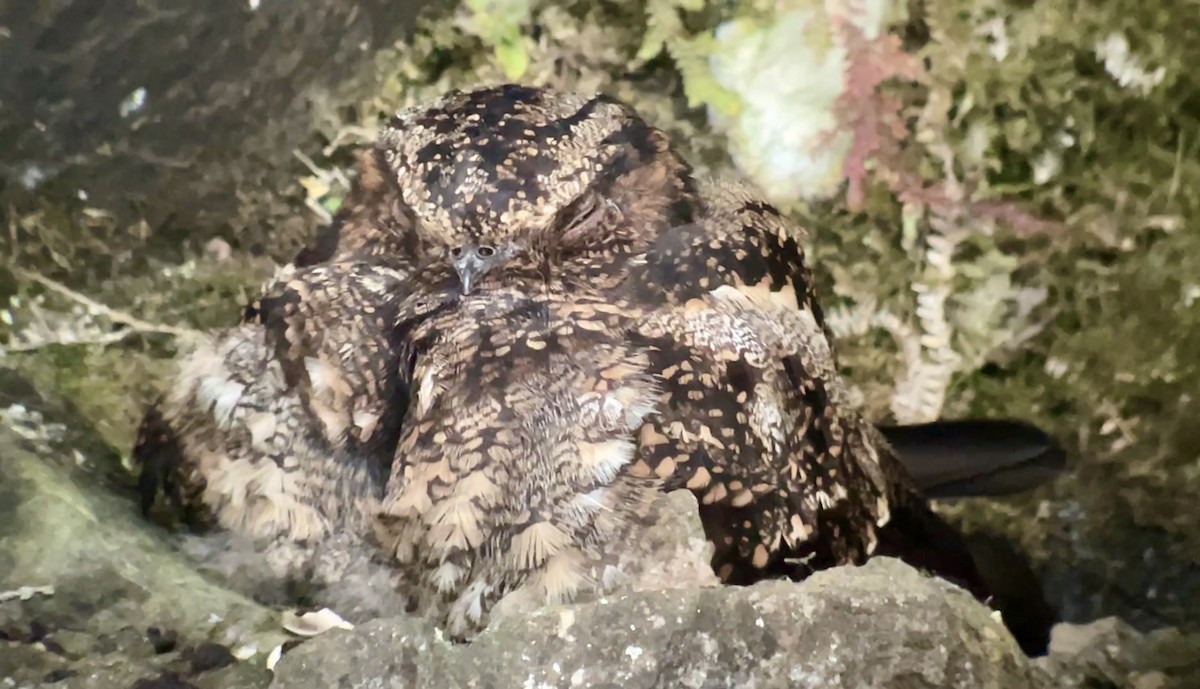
(557, 191, 617, 247)
(477, 245, 496, 258)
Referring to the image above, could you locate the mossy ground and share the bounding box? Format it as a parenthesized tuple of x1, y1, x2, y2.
(2, 0, 1197, 636)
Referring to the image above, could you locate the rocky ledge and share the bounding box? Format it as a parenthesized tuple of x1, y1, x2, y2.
(271, 558, 1036, 689)
(3, 371, 1198, 689)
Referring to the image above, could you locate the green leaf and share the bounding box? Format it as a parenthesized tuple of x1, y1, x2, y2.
(636, 0, 700, 63)
(671, 35, 741, 116)
(321, 195, 344, 215)
(495, 38, 530, 80)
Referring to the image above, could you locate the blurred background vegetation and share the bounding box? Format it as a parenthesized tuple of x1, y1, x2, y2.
(2, 0, 1198, 645)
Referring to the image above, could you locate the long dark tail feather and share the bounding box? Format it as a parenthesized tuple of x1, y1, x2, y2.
(961, 530, 1059, 657)
(878, 418, 1067, 499)
(874, 497, 1057, 657)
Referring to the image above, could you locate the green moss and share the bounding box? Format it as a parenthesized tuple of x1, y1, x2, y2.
(908, 0, 1200, 630)
(3, 206, 275, 458)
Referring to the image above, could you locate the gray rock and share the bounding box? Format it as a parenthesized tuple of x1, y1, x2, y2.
(1035, 617, 1200, 689)
(271, 557, 1045, 689)
(0, 373, 287, 688)
(0, 0, 438, 265)
(4, 370, 1193, 689)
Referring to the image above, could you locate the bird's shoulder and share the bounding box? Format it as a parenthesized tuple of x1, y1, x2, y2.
(614, 175, 816, 311)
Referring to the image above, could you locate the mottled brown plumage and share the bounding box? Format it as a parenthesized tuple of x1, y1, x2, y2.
(364, 86, 891, 574)
(374, 85, 698, 297)
(136, 83, 1054, 648)
(136, 260, 413, 541)
(376, 287, 666, 634)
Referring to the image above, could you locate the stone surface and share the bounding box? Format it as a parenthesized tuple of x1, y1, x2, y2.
(270, 557, 1044, 689)
(0, 369, 287, 688)
(2, 370, 1195, 689)
(0, 0, 436, 267)
(1035, 617, 1200, 689)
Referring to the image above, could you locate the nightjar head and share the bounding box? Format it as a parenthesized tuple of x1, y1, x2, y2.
(376, 83, 700, 293)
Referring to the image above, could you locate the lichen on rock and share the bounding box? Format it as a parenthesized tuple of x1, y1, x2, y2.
(269, 557, 1044, 689)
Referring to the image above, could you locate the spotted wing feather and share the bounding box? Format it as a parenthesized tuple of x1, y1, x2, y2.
(613, 180, 908, 582)
(628, 287, 892, 581)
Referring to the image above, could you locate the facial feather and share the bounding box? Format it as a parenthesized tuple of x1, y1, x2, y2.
(374, 84, 699, 294)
